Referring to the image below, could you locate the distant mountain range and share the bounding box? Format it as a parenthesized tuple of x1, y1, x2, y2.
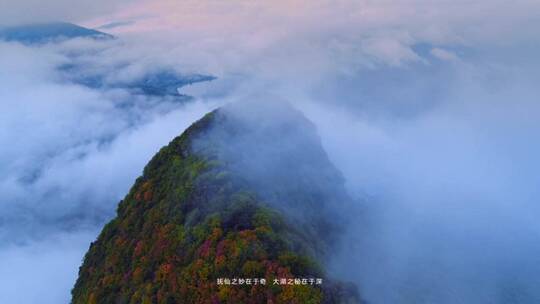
(0, 22, 112, 44)
(0, 22, 216, 99)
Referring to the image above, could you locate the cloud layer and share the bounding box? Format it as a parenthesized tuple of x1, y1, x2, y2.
(1, 1, 540, 303)
(0, 35, 219, 303)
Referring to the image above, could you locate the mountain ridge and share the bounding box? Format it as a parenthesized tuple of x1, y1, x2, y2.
(72, 100, 361, 303)
(0, 22, 112, 43)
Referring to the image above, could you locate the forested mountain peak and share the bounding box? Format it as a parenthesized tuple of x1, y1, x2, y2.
(72, 100, 361, 303)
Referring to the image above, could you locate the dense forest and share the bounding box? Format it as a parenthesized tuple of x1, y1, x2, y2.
(72, 101, 361, 303)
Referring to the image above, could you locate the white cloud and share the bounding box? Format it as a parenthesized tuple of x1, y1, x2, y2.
(0, 37, 221, 243)
(0, 231, 96, 304)
(0, 36, 221, 303)
(431, 47, 459, 61)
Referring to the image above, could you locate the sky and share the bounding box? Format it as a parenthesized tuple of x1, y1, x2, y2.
(1, 1, 540, 303)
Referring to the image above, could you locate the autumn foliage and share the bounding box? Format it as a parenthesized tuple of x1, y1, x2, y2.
(72, 108, 360, 303)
